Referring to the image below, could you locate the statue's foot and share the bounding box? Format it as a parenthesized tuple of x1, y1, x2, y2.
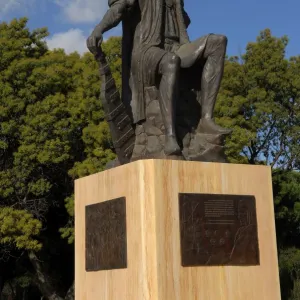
(197, 118, 232, 135)
(164, 135, 181, 156)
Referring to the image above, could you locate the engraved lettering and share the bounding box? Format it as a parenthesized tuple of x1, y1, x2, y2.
(179, 194, 260, 267)
(85, 197, 127, 271)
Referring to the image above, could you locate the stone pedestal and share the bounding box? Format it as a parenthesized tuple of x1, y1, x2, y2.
(75, 160, 281, 300)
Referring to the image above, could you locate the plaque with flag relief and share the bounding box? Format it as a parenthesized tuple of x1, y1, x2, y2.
(179, 193, 260, 266)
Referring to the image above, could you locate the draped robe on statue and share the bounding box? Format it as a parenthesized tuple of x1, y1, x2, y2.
(108, 0, 208, 124)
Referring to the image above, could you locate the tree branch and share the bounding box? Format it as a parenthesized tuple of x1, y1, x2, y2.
(255, 120, 276, 156)
(64, 281, 74, 300)
(271, 135, 285, 169)
(28, 251, 64, 300)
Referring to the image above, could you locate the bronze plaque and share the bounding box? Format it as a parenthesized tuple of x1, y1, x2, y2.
(85, 197, 127, 271)
(179, 194, 260, 266)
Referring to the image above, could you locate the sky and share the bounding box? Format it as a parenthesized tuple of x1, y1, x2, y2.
(0, 0, 299, 57)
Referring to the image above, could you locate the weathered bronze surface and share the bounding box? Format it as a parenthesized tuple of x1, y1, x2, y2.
(179, 194, 260, 266)
(87, 0, 233, 168)
(85, 197, 127, 271)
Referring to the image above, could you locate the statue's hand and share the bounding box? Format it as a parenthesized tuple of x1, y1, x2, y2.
(86, 28, 103, 55)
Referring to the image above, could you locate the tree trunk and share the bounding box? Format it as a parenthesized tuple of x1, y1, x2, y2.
(28, 251, 63, 300)
(0, 275, 4, 299)
(64, 282, 74, 300)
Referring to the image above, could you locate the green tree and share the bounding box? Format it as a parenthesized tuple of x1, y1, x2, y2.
(0, 18, 116, 299)
(279, 248, 300, 300)
(101, 36, 122, 90)
(216, 29, 300, 299)
(1, 18, 300, 300)
(216, 29, 300, 168)
(273, 171, 300, 299)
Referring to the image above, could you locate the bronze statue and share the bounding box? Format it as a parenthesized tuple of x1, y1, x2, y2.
(87, 0, 232, 166)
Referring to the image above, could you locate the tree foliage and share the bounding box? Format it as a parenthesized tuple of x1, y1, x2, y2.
(0, 207, 41, 251)
(216, 29, 300, 169)
(216, 29, 300, 299)
(0, 19, 300, 300)
(0, 17, 116, 299)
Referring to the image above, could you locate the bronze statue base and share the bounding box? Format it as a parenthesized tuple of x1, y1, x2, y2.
(130, 87, 227, 163)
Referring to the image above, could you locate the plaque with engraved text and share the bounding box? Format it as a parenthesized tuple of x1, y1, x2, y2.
(179, 194, 260, 267)
(85, 197, 127, 271)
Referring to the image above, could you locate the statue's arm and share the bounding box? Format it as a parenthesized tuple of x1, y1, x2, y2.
(93, 0, 128, 35)
(88, 0, 136, 53)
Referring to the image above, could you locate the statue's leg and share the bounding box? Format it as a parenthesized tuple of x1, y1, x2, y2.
(198, 35, 231, 134)
(158, 53, 181, 155)
(176, 34, 231, 135)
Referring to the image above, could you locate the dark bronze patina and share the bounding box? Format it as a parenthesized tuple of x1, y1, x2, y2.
(179, 194, 260, 267)
(87, 0, 232, 167)
(85, 197, 127, 271)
